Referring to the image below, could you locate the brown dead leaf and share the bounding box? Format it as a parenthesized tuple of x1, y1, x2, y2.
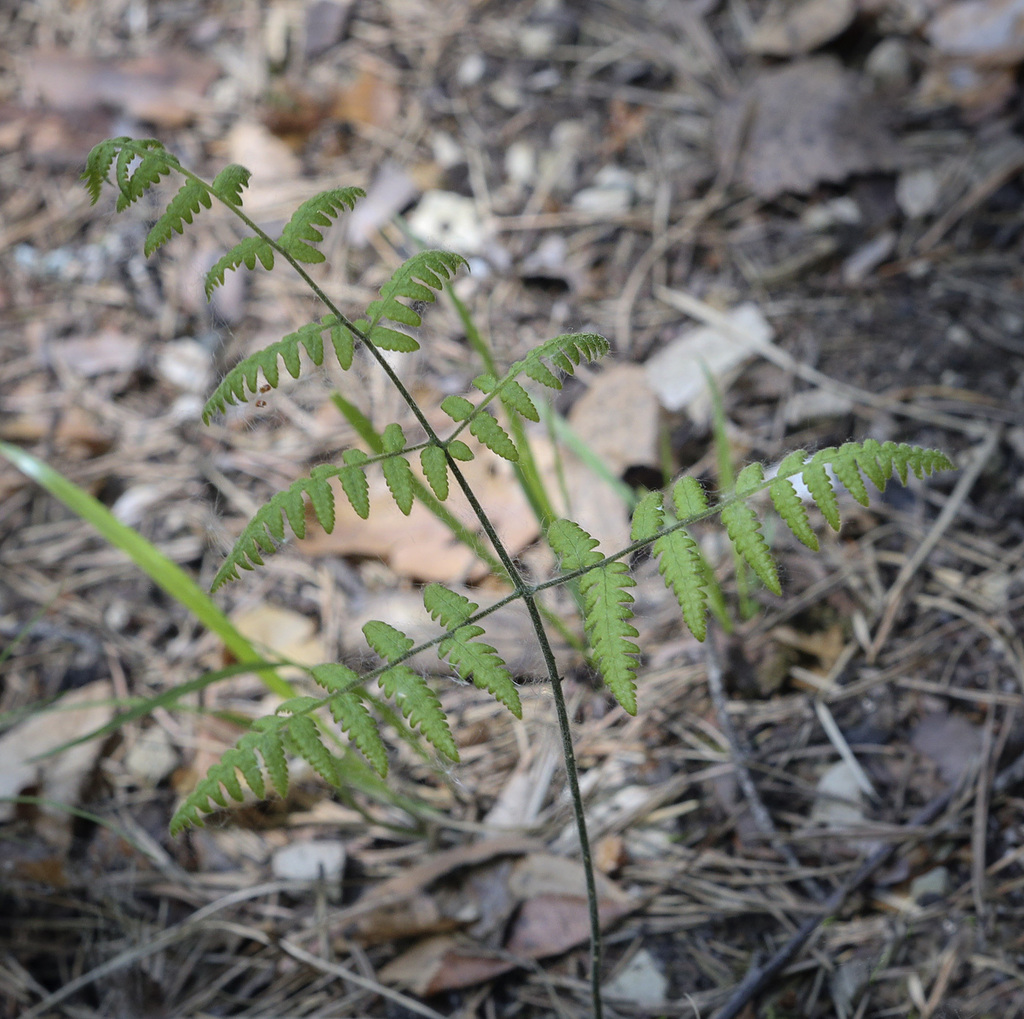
(561, 364, 658, 554)
(367, 844, 639, 994)
(747, 0, 857, 56)
(231, 604, 325, 676)
(0, 681, 115, 849)
(330, 62, 402, 129)
(22, 49, 219, 127)
(716, 57, 903, 197)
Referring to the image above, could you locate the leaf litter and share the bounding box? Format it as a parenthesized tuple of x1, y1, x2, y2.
(2, 0, 1024, 1015)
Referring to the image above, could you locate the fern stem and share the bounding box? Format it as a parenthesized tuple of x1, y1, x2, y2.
(445, 455, 604, 1018)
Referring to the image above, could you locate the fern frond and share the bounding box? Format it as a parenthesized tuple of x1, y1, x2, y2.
(422, 584, 522, 717)
(169, 721, 288, 834)
(720, 501, 781, 596)
(550, 519, 638, 713)
(145, 179, 212, 256)
(581, 562, 640, 715)
(211, 163, 251, 207)
(770, 451, 819, 551)
(470, 413, 518, 461)
(356, 250, 468, 353)
(378, 665, 459, 761)
(516, 333, 610, 390)
(363, 620, 415, 663)
(448, 440, 474, 461)
(114, 140, 176, 211)
(473, 374, 539, 422)
(381, 424, 415, 514)
(277, 703, 341, 785)
(202, 315, 352, 421)
(654, 529, 710, 642)
(340, 449, 370, 518)
(800, 449, 841, 531)
(421, 445, 449, 499)
(549, 518, 603, 572)
(630, 490, 664, 541)
(277, 187, 365, 264)
(440, 395, 474, 422)
(205, 236, 276, 297)
(212, 463, 348, 590)
(82, 136, 132, 204)
(311, 664, 389, 776)
(671, 476, 710, 519)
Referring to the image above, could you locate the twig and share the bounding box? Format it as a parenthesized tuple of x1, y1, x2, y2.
(868, 426, 1001, 661)
(705, 630, 825, 901)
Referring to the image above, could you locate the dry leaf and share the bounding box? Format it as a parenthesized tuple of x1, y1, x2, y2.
(231, 604, 325, 673)
(716, 57, 903, 198)
(22, 49, 219, 127)
(0, 681, 115, 848)
(747, 0, 857, 56)
(330, 63, 402, 129)
(925, 0, 1024, 64)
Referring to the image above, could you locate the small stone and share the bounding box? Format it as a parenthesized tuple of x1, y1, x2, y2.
(603, 948, 668, 1005)
(456, 52, 486, 87)
(896, 167, 942, 218)
(910, 866, 950, 904)
(865, 37, 913, 90)
(272, 841, 346, 882)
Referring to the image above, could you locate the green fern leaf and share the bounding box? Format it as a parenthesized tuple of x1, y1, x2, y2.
(203, 316, 352, 421)
(422, 584, 522, 717)
(283, 710, 339, 785)
(630, 490, 664, 541)
(363, 620, 415, 663)
(211, 163, 251, 206)
(448, 440, 474, 461)
(381, 423, 414, 514)
(770, 465, 819, 551)
(82, 136, 131, 204)
(721, 501, 781, 595)
(211, 463, 347, 590)
(473, 374, 539, 422)
(830, 447, 870, 506)
(470, 413, 518, 461)
(311, 664, 388, 776)
(580, 563, 640, 715)
(145, 179, 212, 256)
(277, 187, 365, 263)
(517, 333, 610, 391)
(441, 395, 474, 422)
(653, 529, 709, 642)
(421, 445, 449, 499)
(671, 476, 710, 520)
(340, 449, 370, 518)
(169, 723, 288, 835)
(549, 518, 603, 571)
(378, 665, 459, 761)
(802, 450, 841, 531)
(357, 250, 468, 353)
(114, 140, 174, 211)
(205, 236, 276, 297)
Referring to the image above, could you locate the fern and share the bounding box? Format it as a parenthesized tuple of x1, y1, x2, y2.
(278, 187, 365, 263)
(145, 179, 212, 256)
(84, 141, 956, 1018)
(203, 315, 354, 421)
(423, 584, 522, 717)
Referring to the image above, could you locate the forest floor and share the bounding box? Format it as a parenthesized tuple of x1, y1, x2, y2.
(2, 1, 1024, 1017)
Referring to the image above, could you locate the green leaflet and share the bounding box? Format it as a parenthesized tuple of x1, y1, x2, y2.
(721, 501, 781, 596)
(205, 237, 276, 297)
(210, 163, 251, 206)
(653, 529, 709, 642)
(469, 413, 518, 461)
(378, 665, 459, 762)
(630, 490, 664, 542)
(363, 619, 415, 663)
(381, 423, 414, 515)
(549, 518, 603, 571)
(420, 445, 449, 499)
(340, 449, 370, 519)
(312, 664, 389, 776)
(202, 315, 346, 422)
(580, 562, 640, 715)
(422, 584, 522, 717)
(277, 187, 365, 264)
(145, 179, 212, 256)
